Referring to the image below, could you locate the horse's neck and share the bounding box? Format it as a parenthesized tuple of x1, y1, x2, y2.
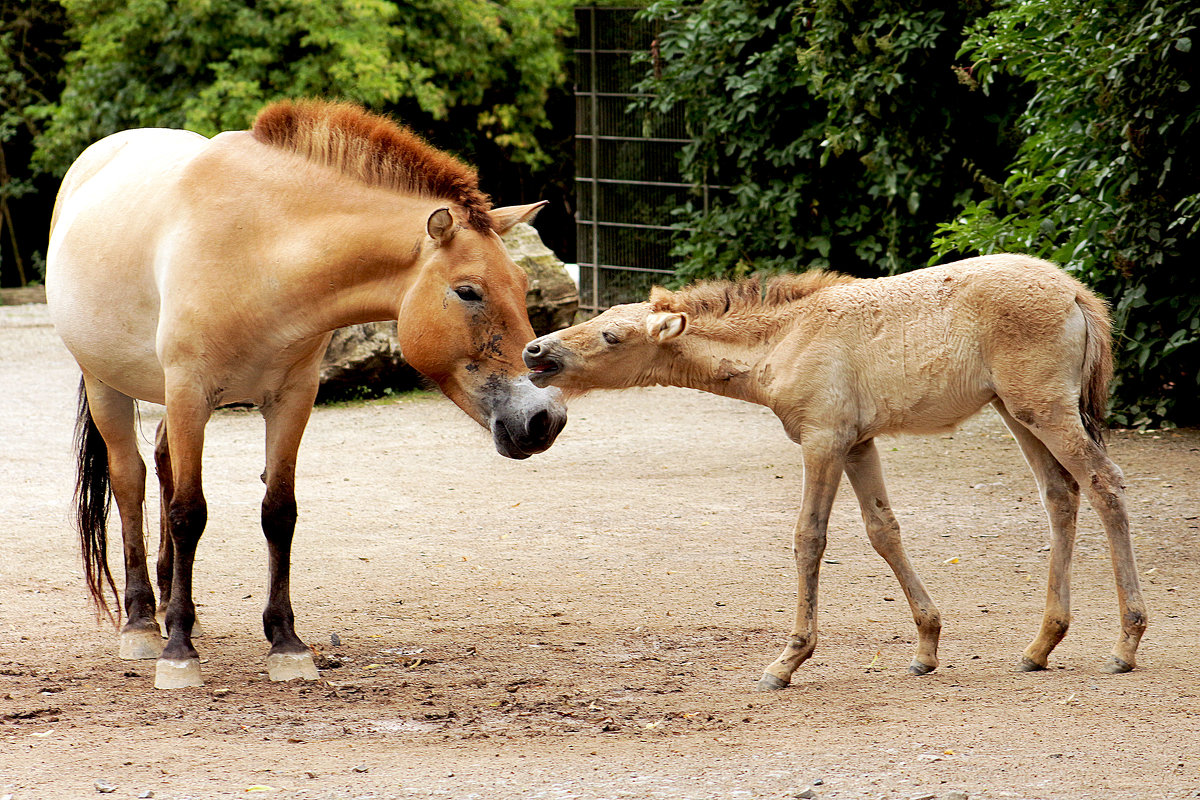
(276, 198, 432, 334)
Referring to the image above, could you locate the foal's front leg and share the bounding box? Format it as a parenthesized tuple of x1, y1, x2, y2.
(844, 438, 941, 674)
(757, 437, 847, 691)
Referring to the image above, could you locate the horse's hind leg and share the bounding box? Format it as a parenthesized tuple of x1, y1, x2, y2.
(258, 371, 322, 682)
(843, 438, 942, 675)
(154, 386, 212, 689)
(993, 400, 1079, 671)
(81, 375, 162, 659)
(1002, 402, 1147, 672)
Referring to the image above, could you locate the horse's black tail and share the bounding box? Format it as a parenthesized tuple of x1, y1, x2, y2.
(74, 378, 119, 621)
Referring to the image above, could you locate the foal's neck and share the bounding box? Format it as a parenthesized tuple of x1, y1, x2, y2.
(653, 331, 778, 406)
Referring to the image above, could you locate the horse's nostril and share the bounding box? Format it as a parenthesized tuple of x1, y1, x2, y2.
(525, 341, 542, 357)
(526, 408, 552, 442)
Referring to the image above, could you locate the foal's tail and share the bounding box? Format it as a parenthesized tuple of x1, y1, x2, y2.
(1076, 291, 1114, 448)
(74, 378, 119, 621)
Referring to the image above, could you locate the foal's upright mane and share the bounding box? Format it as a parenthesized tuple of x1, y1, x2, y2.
(649, 271, 857, 340)
(252, 99, 494, 231)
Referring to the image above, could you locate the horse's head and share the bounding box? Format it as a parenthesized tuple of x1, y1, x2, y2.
(396, 201, 566, 459)
(521, 302, 687, 394)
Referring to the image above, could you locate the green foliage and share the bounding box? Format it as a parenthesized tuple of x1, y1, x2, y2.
(32, 0, 573, 176)
(635, 0, 1005, 282)
(0, 0, 68, 285)
(932, 0, 1199, 426)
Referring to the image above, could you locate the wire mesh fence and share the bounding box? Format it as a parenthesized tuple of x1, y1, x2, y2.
(574, 6, 694, 314)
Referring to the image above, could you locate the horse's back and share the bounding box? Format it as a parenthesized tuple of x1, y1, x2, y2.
(48, 128, 211, 403)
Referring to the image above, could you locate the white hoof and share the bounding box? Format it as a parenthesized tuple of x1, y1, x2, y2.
(266, 651, 319, 682)
(155, 657, 203, 689)
(119, 628, 165, 660)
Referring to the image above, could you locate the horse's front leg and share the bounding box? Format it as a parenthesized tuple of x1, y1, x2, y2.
(844, 438, 941, 674)
(258, 368, 322, 682)
(154, 392, 212, 689)
(757, 436, 847, 691)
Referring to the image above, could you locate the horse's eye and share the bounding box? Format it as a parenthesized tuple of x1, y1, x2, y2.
(602, 330, 620, 345)
(455, 285, 482, 303)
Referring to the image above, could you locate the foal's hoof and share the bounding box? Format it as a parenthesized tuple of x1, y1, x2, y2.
(755, 673, 789, 692)
(155, 657, 203, 689)
(907, 660, 937, 676)
(267, 651, 319, 682)
(1017, 656, 1048, 672)
(1099, 656, 1134, 674)
(119, 627, 165, 660)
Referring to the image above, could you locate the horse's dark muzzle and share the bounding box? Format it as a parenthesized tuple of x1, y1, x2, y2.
(489, 377, 567, 459)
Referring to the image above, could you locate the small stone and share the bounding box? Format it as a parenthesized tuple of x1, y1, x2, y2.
(95, 781, 117, 794)
(945, 793, 969, 800)
(352, 765, 369, 773)
(331, 633, 342, 647)
(812, 779, 824, 786)
(910, 794, 937, 800)
(138, 792, 154, 799)
(796, 790, 818, 799)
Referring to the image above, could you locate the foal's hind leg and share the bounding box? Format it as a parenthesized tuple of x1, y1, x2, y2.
(844, 439, 942, 675)
(257, 369, 323, 682)
(1005, 404, 1147, 672)
(993, 401, 1080, 671)
(81, 375, 162, 659)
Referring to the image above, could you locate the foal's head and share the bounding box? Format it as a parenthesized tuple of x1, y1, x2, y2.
(398, 202, 567, 458)
(522, 300, 688, 394)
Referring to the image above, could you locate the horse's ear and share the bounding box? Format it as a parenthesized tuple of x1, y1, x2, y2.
(427, 207, 456, 244)
(646, 311, 687, 342)
(489, 201, 549, 235)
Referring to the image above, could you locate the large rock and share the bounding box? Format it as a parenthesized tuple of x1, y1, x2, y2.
(502, 221, 579, 335)
(318, 222, 578, 400)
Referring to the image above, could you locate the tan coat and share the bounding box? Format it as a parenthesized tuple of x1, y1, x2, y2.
(47, 100, 565, 688)
(524, 255, 1144, 689)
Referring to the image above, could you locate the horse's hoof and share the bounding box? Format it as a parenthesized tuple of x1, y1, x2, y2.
(267, 651, 319, 682)
(908, 660, 936, 675)
(1017, 656, 1048, 672)
(1099, 656, 1134, 674)
(119, 628, 165, 660)
(154, 657, 203, 689)
(755, 673, 789, 691)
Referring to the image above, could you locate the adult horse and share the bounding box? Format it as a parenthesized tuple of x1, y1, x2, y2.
(523, 255, 1147, 689)
(47, 99, 566, 689)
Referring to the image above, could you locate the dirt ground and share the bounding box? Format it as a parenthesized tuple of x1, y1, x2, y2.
(1, 302, 1198, 800)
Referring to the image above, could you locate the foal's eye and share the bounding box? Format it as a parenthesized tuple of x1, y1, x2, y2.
(602, 330, 621, 345)
(454, 285, 483, 303)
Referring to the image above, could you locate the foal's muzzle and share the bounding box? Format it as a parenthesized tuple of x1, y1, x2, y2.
(523, 336, 564, 388)
(489, 375, 567, 459)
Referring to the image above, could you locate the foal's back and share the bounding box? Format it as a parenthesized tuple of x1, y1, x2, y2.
(772, 255, 1098, 437)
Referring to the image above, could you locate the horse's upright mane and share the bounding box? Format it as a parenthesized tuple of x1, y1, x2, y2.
(251, 99, 494, 231)
(650, 271, 857, 318)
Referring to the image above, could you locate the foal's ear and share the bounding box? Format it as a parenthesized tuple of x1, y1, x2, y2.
(427, 207, 456, 244)
(489, 201, 549, 235)
(646, 311, 688, 342)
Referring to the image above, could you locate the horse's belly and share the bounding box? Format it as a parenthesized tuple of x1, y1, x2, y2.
(47, 129, 206, 404)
